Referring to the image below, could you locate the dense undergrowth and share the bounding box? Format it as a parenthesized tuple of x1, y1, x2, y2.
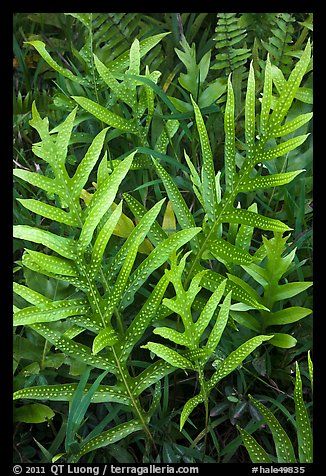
(13, 13, 313, 464)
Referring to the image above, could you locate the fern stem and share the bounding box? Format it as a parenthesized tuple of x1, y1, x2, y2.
(111, 347, 158, 454)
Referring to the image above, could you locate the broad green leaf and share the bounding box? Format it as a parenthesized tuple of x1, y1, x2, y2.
(191, 97, 218, 225)
(14, 300, 89, 326)
(272, 282, 313, 302)
(224, 74, 236, 192)
(207, 335, 273, 391)
(294, 362, 313, 462)
(230, 310, 261, 332)
(92, 328, 119, 355)
(238, 170, 304, 192)
(237, 426, 272, 463)
(13, 225, 77, 259)
(249, 395, 296, 463)
(264, 307, 312, 327)
(223, 208, 292, 232)
(121, 227, 202, 308)
(14, 403, 55, 424)
(17, 199, 79, 226)
(78, 152, 135, 250)
(72, 96, 138, 133)
(268, 333, 297, 349)
(141, 342, 194, 370)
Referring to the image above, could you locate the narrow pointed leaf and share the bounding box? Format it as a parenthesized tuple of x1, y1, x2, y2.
(17, 199, 79, 226)
(92, 328, 119, 355)
(72, 97, 138, 133)
(255, 135, 309, 165)
(142, 343, 194, 369)
(237, 426, 272, 463)
(191, 97, 218, 224)
(71, 127, 109, 198)
(245, 62, 256, 163)
(238, 170, 304, 192)
(14, 300, 89, 326)
(13, 282, 51, 306)
(30, 323, 116, 372)
(78, 152, 135, 250)
(180, 392, 205, 430)
(13, 169, 61, 195)
(207, 335, 274, 391)
(14, 383, 130, 405)
(208, 237, 254, 265)
(260, 54, 272, 136)
(249, 396, 296, 463)
(89, 202, 123, 279)
(195, 280, 226, 342)
(205, 291, 232, 352)
(294, 362, 313, 462)
(224, 74, 236, 192)
(223, 208, 292, 232)
(14, 225, 77, 259)
(121, 274, 169, 360)
(273, 112, 313, 137)
(23, 250, 78, 276)
(121, 227, 201, 308)
(76, 419, 143, 459)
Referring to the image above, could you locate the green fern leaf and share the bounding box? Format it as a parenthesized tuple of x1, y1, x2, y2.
(180, 392, 205, 430)
(294, 362, 313, 462)
(207, 335, 273, 390)
(121, 227, 201, 308)
(13, 300, 89, 326)
(237, 426, 272, 463)
(208, 237, 255, 265)
(191, 97, 218, 224)
(78, 151, 135, 250)
(13, 226, 77, 259)
(141, 342, 194, 370)
(224, 74, 236, 192)
(92, 328, 119, 355)
(249, 395, 296, 463)
(238, 170, 304, 192)
(205, 291, 232, 352)
(72, 96, 138, 133)
(223, 208, 291, 232)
